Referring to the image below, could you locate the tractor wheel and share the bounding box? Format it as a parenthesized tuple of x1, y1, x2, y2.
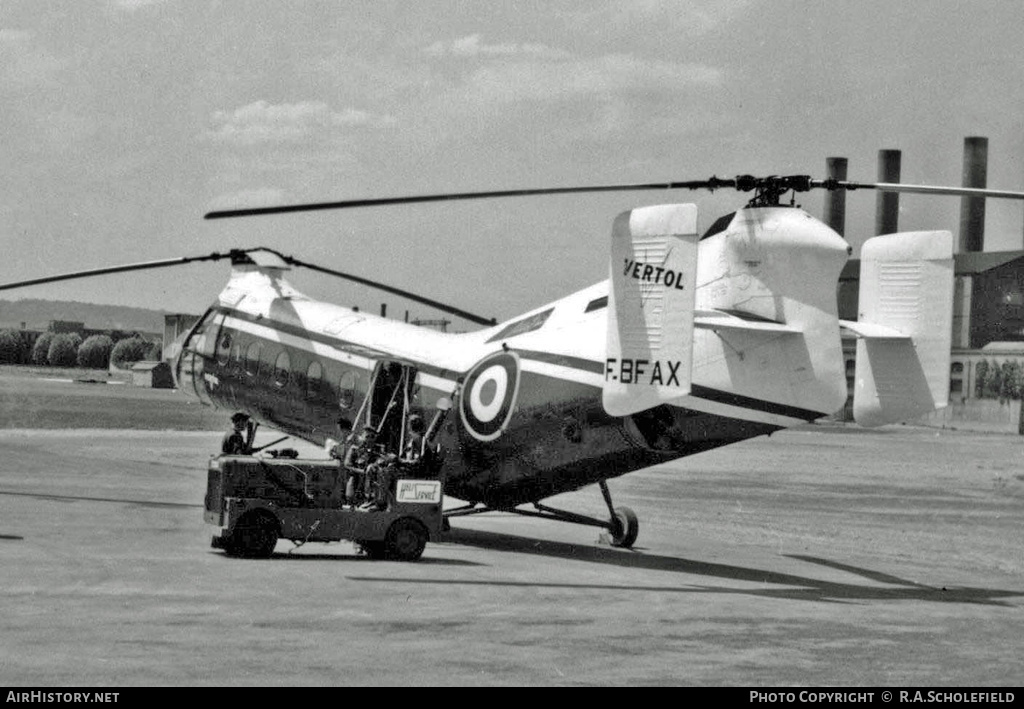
(384, 518, 428, 561)
(225, 510, 279, 559)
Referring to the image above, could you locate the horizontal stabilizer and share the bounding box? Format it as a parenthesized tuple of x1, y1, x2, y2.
(695, 309, 801, 334)
(838, 320, 909, 340)
(604, 204, 699, 416)
(852, 230, 954, 427)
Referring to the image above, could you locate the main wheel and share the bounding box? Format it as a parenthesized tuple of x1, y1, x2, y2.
(384, 518, 428, 561)
(225, 510, 279, 559)
(609, 506, 639, 548)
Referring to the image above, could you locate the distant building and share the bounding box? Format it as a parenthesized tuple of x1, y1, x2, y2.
(131, 361, 174, 389)
(48, 320, 85, 334)
(163, 313, 201, 361)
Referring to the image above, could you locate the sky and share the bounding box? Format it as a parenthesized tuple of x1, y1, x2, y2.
(1, 0, 1022, 324)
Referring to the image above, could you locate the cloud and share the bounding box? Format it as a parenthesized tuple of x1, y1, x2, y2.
(106, 0, 172, 11)
(0, 29, 64, 90)
(464, 53, 722, 104)
(206, 188, 286, 212)
(0, 29, 32, 45)
(562, 0, 753, 40)
(424, 34, 571, 60)
(205, 100, 392, 146)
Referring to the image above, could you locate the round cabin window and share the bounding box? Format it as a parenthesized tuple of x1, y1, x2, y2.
(339, 371, 357, 410)
(274, 351, 290, 388)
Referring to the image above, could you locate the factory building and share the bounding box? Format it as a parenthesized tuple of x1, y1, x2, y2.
(828, 138, 1024, 422)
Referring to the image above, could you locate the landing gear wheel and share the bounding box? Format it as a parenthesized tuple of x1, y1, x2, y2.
(384, 518, 428, 561)
(225, 510, 279, 558)
(609, 506, 639, 548)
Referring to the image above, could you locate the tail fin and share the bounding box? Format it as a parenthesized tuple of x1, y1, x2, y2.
(843, 230, 954, 427)
(603, 204, 699, 416)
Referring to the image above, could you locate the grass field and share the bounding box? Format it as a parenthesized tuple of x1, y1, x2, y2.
(0, 364, 222, 430)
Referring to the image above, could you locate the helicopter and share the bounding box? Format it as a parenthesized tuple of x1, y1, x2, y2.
(4, 174, 1024, 548)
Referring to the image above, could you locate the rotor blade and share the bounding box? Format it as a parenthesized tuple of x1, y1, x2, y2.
(277, 253, 496, 326)
(827, 180, 1024, 201)
(204, 178, 735, 219)
(0, 253, 232, 293)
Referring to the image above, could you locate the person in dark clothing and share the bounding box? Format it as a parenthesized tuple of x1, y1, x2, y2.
(343, 425, 379, 506)
(402, 414, 427, 466)
(221, 413, 251, 455)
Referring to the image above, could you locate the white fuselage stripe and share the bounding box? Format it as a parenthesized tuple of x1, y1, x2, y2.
(224, 315, 375, 371)
(520, 358, 604, 387)
(224, 314, 457, 394)
(225, 315, 803, 426)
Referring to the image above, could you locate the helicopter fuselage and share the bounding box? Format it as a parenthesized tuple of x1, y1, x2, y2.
(174, 206, 854, 508)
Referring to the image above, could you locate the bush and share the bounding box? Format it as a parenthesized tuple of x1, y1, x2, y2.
(999, 360, 1022, 401)
(0, 329, 25, 364)
(32, 332, 55, 365)
(110, 337, 150, 368)
(47, 333, 83, 367)
(77, 334, 115, 369)
(144, 341, 163, 361)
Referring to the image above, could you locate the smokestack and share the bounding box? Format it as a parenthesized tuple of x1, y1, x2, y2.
(875, 149, 901, 235)
(823, 157, 848, 236)
(959, 136, 988, 252)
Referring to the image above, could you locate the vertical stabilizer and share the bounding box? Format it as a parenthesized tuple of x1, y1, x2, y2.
(852, 231, 954, 427)
(603, 204, 699, 416)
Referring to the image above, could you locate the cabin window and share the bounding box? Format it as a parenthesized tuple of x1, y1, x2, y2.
(306, 361, 323, 398)
(339, 371, 357, 410)
(273, 351, 290, 388)
(245, 342, 262, 377)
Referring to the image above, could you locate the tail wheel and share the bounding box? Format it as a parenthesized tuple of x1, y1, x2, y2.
(225, 510, 279, 559)
(384, 518, 428, 561)
(609, 506, 639, 548)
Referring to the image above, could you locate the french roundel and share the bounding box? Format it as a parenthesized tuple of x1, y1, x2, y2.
(459, 351, 521, 442)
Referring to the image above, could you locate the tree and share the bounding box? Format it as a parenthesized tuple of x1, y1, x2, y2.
(999, 360, 1022, 401)
(77, 334, 115, 369)
(47, 333, 83, 367)
(32, 332, 55, 365)
(0, 329, 25, 364)
(985, 360, 1003, 399)
(110, 337, 150, 368)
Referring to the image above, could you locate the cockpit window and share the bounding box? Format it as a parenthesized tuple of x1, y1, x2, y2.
(484, 308, 554, 344)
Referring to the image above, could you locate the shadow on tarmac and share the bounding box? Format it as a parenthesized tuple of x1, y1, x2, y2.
(345, 527, 1024, 606)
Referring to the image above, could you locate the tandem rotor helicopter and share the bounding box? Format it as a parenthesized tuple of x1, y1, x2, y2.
(4, 174, 1024, 549)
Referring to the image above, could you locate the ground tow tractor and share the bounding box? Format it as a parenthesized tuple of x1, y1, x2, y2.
(204, 381, 451, 561)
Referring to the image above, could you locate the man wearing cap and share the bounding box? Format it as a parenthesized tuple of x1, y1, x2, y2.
(222, 412, 252, 455)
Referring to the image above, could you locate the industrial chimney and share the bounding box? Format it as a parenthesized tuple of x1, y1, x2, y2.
(875, 149, 901, 235)
(959, 136, 988, 252)
(823, 157, 847, 236)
